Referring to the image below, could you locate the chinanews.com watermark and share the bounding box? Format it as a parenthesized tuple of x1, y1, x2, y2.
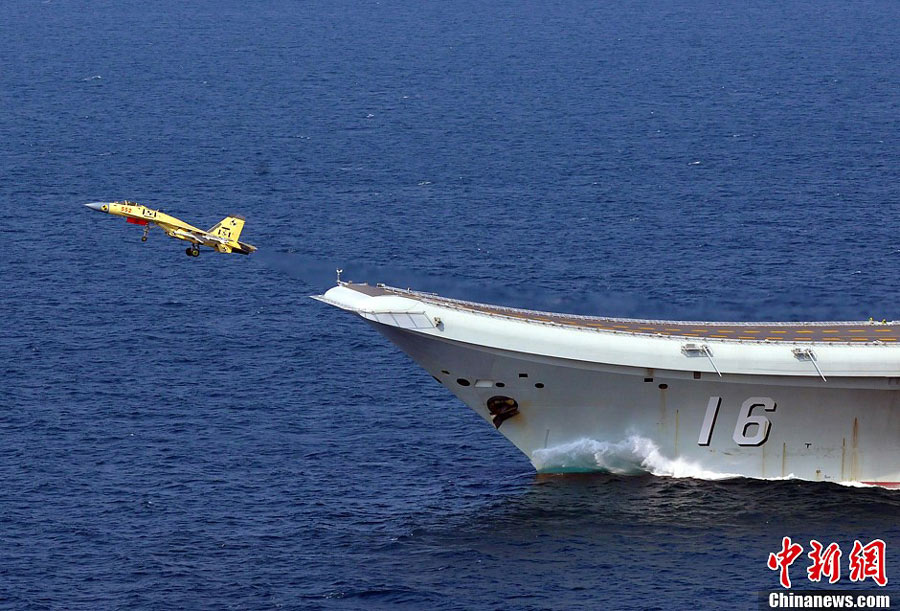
(759, 538, 895, 610)
(761, 591, 893, 609)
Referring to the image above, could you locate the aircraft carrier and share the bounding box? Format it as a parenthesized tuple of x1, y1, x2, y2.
(314, 281, 900, 487)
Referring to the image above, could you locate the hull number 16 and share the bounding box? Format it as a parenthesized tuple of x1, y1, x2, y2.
(697, 396, 777, 447)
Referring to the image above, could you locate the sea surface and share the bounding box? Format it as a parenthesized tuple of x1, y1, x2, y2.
(2, 1, 900, 609)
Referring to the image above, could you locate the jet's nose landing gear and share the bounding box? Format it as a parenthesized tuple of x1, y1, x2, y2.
(185, 246, 200, 257)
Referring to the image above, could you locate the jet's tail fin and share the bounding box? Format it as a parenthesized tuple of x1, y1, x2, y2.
(208, 215, 245, 242)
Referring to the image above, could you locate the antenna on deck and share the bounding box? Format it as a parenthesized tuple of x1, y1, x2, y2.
(336, 268, 343, 284)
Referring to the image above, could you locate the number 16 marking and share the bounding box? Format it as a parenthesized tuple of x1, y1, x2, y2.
(697, 396, 721, 446)
(697, 396, 777, 447)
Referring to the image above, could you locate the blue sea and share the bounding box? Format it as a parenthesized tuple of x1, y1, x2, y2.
(2, 1, 899, 608)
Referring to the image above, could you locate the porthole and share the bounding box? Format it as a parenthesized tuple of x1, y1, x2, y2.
(441, 370, 450, 375)
(496, 382, 505, 388)
(658, 383, 668, 390)
(535, 383, 545, 389)
(457, 378, 471, 386)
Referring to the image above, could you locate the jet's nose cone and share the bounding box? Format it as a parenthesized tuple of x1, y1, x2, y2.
(85, 202, 110, 211)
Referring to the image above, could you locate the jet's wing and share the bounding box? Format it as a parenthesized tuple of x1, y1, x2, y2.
(166, 226, 255, 254)
(154, 218, 255, 255)
(168, 228, 226, 245)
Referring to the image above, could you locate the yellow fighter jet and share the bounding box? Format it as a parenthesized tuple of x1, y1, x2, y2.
(85, 201, 257, 257)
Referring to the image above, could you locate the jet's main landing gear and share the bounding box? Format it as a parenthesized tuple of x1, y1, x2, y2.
(141, 226, 149, 242)
(185, 246, 200, 257)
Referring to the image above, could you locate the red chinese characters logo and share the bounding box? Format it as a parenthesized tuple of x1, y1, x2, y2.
(807, 540, 842, 584)
(768, 538, 888, 588)
(849, 539, 887, 587)
(768, 537, 804, 588)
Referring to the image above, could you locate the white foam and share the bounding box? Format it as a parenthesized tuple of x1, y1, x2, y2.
(533, 438, 900, 488)
(532, 435, 740, 480)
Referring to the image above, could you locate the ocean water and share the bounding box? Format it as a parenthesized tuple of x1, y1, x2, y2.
(2, 1, 900, 609)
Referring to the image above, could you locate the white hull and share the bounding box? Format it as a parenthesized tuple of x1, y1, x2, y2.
(316, 283, 900, 486)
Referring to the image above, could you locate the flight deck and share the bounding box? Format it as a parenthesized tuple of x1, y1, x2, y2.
(340, 282, 900, 345)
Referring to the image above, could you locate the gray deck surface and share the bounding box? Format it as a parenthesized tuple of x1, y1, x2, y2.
(343, 283, 900, 344)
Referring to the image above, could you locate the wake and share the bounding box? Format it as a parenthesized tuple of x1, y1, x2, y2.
(533, 436, 742, 481)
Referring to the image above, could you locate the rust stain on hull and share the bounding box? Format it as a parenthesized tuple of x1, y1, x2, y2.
(781, 442, 787, 478)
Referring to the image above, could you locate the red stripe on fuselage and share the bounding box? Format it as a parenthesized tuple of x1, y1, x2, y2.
(126, 217, 149, 225)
